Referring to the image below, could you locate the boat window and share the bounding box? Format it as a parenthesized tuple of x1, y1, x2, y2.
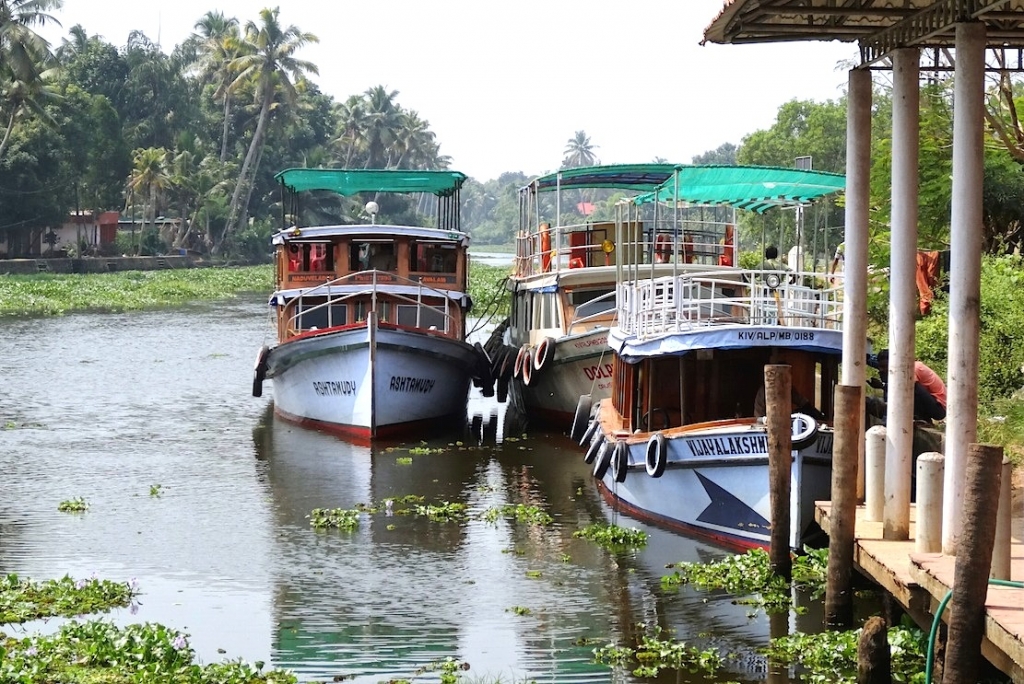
(297, 300, 346, 330)
(570, 288, 614, 320)
(411, 241, 457, 273)
(288, 243, 333, 272)
(397, 304, 446, 331)
(350, 241, 396, 271)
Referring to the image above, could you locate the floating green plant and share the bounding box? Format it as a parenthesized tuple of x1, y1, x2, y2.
(573, 524, 648, 550)
(764, 622, 927, 684)
(507, 606, 531, 616)
(0, 619, 296, 682)
(149, 484, 163, 497)
(524, 570, 542, 579)
(413, 501, 467, 522)
(660, 547, 828, 613)
(481, 503, 553, 526)
(408, 446, 445, 455)
(57, 497, 88, 513)
(308, 508, 361, 530)
(396, 456, 413, 465)
(0, 574, 138, 624)
(593, 623, 726, 679)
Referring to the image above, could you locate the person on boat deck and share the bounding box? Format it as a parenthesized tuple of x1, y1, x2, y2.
(762, 245, 790, 271)
(866, 349, 947, 425)
(753, 383, 826, 422)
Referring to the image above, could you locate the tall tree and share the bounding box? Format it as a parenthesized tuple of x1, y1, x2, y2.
(127, 146, 171, 243)
(224, 6, 317, 246)
(562, 130, 598, 168)
(362, 85, 401, 169)
(193, 11, 241, 162)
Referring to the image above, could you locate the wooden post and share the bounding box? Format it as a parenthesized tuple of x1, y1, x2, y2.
(916, 452, 944, 554)
(767, 607, 790, 684)
(944, 443, 1003, 682)
(865, 425, 886, 522)
(765, 363, 793, 580)
(857, 615, 891, 684)
(826, 384, 862, 628)
(992, 456, 1012, 580)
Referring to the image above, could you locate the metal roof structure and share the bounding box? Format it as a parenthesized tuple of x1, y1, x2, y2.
(275, 169, 467, 197)
(703, 0, 1024, 69)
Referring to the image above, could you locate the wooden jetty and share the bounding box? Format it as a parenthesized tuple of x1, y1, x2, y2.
(816, 501, 1024, 681)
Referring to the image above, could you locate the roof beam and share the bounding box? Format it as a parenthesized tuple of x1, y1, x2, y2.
(859, 0, 1011, 65)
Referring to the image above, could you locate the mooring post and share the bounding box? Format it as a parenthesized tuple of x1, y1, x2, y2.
(916, 452, 944, 554)
(826, 384, 862, 628)
(765, 363, 793, 580)
(992, 456, 1012, 580)
(857, 615, 891, 684)
(865, 425, 886, 522)
(944, 443, 1003, 682)
(767, 608, 790, 684)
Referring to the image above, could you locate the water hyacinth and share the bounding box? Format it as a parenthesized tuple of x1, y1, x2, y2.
(572, 523, 648, 550)
(0, 574, 138, 624)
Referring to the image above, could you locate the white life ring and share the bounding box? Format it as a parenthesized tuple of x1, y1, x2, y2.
(611, 441, 629, 483)
(645, 432, 666, 478)
(791, 412, 819, 451)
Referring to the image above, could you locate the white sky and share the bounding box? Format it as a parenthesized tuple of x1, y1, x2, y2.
(40, 0, 861, 181)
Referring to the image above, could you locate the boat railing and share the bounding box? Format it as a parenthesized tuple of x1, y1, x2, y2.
(513, 221, 615, 277)
(285, 269, 459, 335)
(616, 269, 844, 340)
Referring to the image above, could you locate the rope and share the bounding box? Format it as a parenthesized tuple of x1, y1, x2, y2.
(467, 274, 511, 337)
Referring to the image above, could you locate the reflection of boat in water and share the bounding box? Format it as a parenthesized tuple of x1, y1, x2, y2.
(489, 164, 681, 429)
(583, 165, 846, 552)
(252, 169, 491, 444)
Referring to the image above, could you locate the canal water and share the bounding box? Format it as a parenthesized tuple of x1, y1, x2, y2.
(0, 296, 819, 683)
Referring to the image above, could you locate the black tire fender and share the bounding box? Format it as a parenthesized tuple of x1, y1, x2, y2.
(791, 412, 819, 451)
(611, 441, 629, 483)
(570, 394, 593, 441)
(592, 441, 612, 479)
(645, 432, 667, 478)
(584, 432, 604, 464)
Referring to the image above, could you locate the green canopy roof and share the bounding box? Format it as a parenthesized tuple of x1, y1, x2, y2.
(526, 164, 679, 193)
(635, 165, 845, 212)
(275, 168, 468, 197)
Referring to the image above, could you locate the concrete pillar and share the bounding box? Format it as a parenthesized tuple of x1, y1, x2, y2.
(842, 67, 872, 501)
(883, 48, 920, 541)
(942, 22, 987, 556)
(865, 425, 886, 522)
(916, 452, 944, 554)
(993, 457, 1012, 580)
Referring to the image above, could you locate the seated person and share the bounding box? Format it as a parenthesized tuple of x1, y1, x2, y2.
(866, 349, 946, 424)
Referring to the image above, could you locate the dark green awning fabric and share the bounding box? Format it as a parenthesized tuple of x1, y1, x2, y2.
(634, 165, 845, 212)
(275, 168, 468, 197)
(526, 164, 679, 193)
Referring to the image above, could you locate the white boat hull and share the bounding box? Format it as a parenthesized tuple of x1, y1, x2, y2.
(594, 423, 833, 551)
(512, 329, 611, 425)
(266, 323, 477, 442)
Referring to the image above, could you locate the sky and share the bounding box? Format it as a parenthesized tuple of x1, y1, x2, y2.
(39, 0, 862, 182)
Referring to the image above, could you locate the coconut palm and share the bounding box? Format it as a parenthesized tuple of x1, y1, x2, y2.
(224, 7, 318, 244)
(0, 0, 62, 81)
(562, 130, 599, 169)
(334, 94, 368, 168)
(127, 147, 171, 247)
(0, 60, 57, 159)
(193, 11, 242, 162)
(362, 85, 402, 169)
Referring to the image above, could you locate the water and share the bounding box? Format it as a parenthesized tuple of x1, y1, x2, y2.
(0, 295, 796, 683)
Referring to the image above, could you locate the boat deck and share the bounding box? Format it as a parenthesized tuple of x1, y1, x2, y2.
(815, 501, 1024, 681)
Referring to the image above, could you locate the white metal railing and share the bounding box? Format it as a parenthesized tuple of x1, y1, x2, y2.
(285, 270, 458, 335)
(616, 269, 844, 340)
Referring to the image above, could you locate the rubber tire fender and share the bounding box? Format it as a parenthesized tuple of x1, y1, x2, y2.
(584, 432, 604, 464)
(790, 412, 819, 451)
(592, 441, 612, 479)
(570, 394, 593, 441)
(579, 417, 601, 447)
(533, 336, 556, 373)
(645, 432, 667, 478)
(252, 345, 270, 398)
(611, 441, 629, 483)
(513, 344, 530, 379)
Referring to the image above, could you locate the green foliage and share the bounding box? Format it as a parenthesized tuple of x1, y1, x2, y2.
(413, 501, 468, 522)
(661, 547, 828, 613)
(307, 508, 360, 530)
(57, 497, 88, 513)
(572, 524, 648, 550)
(481, 504, 553, 526)
(592, 623, 726, 679)
(0, 574, 137, 624)
(916, 254, 1024, 404)
(0, 620, 296, 683)
(0, 265, 273, 316)
(764, 623, 928, 684)
(469, 262, 512, 318)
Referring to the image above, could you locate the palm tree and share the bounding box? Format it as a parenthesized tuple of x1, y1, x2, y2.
(0, 60, 57, 159)
(127, 147, 171, 252)
(0, 0, 62, 80)
(193, 11, 242, 162)
(334, 95, 368, 168)
(362, 85, 402, 169)
(224, 7, 318, 244)
(562, 130, 598, 169)
(54, 22, 89, 63)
